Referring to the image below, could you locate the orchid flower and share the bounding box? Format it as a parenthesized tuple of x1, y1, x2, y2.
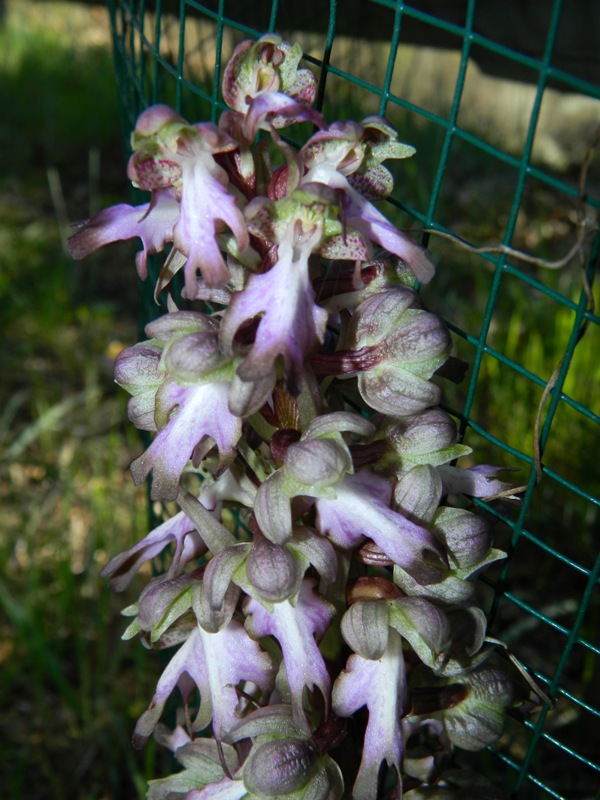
(128, 105, 250, 293)
(244, 578, 335, 731)
(220, 186, 350, 396)
(222, 34, 317, 117)
(333, 628, 407, 800)
(115, 312, 244, 501)
(134, 616, 274, 747)
(301, 122, 435, 284)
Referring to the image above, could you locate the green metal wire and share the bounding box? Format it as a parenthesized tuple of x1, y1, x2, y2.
(107, 2, 600, 797)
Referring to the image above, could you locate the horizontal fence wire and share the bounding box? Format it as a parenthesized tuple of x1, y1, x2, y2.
(108, 0, 600, 797)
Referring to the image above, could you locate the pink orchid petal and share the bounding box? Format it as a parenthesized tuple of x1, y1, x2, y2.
(134, 621, 273, 747)
(175, 157, 249, 293)
(244, 579, 335, 730)
(131, 382, 241, 502)
(67, 190, 179, 279)
(221, 229, 328, 396)
(333, 629, 406, 800)
(243, 91, 324, 140)
(303, 166, 434, 284)
(100, 510, 201, 591)
(315, 471, 446, 584)
(438, 464, 520, 499)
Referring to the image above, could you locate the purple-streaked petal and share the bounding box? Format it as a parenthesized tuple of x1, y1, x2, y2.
(347, 199, 434, 284)
(304, 166, 434, 283)
(174, 158, 249, 294)
(287, 527, 339, 584)
(438, 464, 520, 500)
(284, 438, 352, 489)
(100, 509, 203, 591)
(254, 471, 294, 544)
(67, 190, 179, 279)
(393, 464, 444, 527)
(221, 229, 328, 396)
(340, 600, 390, 660)
(358, 365, 443, 417)
(246, 537, 301, 603)
(315, 471, 446, 584)
(195, 620, 274, 737)
(380, 409, 473, 475)
(244, 579, 335, 730)
(203, 544, 251, 610)
(333, 629, 406, 800)
(431, 507, 491, 569)
(134, 620, 273, 747)
(243, 92, 324, 141)
(388, 597, 450, 669)
(131, 381, 242, 501)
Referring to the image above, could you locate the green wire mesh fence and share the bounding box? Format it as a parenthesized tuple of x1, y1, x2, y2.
(107, 1, 600, 798)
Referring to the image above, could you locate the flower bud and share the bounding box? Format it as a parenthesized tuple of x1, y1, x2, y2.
(114, 344, 163, 430)
(114, 343, 162, 393)
(137, 572, 195, 633)
(192, 580, 240, 633)
(340, 600, 390, 660)
(439, 666, 514, 751)
(385, 309, 451, 367)
(222, 35, 316, 116)
(394, 464, 443, 526)
(132, 104, 182, 139)
(247, 538, 301, 602)
(347, 290, 451, 416)
(285, 438, 351, 489)
(432, 508, 491, 568)
(350, 288, 417, 346)
(243, 738, 318, 795)
(163, 329, 225, 382)
(358, 363, 442, 416)
(145, 310, 217, 343)
(382, 408, 472, 471)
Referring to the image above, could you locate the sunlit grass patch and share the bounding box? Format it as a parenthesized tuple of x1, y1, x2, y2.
(0, 2, 165, 797)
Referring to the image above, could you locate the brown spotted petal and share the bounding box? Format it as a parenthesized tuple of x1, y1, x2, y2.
(222, 35, 316, 115)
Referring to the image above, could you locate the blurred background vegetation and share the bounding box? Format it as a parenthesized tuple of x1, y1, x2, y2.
(0, 1, 598, 799)
(0, 2, 165, 797)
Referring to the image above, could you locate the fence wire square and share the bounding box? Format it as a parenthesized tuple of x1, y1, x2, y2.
(107, 1, 600, 797)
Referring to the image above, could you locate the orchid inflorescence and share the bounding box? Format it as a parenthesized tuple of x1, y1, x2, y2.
(69, 35, 515, 800)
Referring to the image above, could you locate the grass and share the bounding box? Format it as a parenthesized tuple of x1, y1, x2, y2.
(1, 2, 599, 799)
(0, 2, 168, 797)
